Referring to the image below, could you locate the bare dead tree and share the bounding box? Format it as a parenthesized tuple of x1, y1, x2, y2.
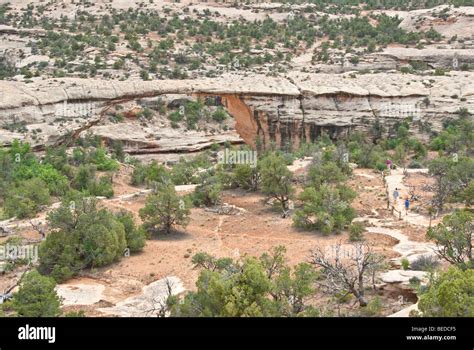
(0, 225, 11, 237)
(29, 219, 46, 240)
(368, 256, 386, 291)
(310, 241, 384, 307)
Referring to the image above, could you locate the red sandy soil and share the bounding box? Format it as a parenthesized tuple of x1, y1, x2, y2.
(2, 165, 440, 316)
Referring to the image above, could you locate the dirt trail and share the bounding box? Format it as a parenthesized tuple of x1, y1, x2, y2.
(365, 226, 436, 265)
(356, 169, 437, 274)
(353, 215, 434, 289)
(360, 168, 439, 317)
(385, 168, 433, 227)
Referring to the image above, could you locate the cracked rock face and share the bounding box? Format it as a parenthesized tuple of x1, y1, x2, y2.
(0, 72, 473, 152)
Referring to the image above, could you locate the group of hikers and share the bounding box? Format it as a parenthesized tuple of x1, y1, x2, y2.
(392, 187, 411, 215)
(385, 158, 411, 215)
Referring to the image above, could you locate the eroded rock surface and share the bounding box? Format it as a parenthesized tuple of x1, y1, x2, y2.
(98, 276, 185, 317)
(1, 72, 473, 152)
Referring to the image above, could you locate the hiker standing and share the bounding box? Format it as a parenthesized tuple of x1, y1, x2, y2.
(393, 188, 399, 202)
(404, 198, 410, 215)
(386, 159, 392, 170)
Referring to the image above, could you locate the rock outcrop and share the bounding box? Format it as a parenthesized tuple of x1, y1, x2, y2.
(1, 72, 473, 152)
(399, 5, 474, 39)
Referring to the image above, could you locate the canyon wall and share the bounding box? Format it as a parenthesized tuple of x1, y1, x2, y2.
(217, 71, 474, 149)
(0, 72, 473, 152)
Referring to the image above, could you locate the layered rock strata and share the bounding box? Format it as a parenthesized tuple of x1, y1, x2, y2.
(1, 72, 473, 152)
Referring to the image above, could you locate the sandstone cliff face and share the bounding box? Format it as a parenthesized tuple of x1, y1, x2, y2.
(0, 72, 473, 152)
(219, 71, 474, 149)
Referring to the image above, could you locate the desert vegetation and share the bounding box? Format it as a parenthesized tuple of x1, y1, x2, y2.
(0, 0, 473, 322)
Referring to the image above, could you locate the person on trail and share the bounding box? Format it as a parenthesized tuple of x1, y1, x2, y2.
(404, 197, 410, 215)
(393, 188, 399, 202)
(386, 159, 392, 170)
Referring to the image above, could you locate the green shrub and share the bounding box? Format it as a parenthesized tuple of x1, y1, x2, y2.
(170, 154, 211, 185)
(4, 178, 51, 219)
(44, 146, 68, 171)
(362, 296, 382, 316)
(169, 247, 318, 317)
(131, 161, 169, 187)
(89, 147, 119, 171)
(168, 110, 184, 123)
(139, 184, 191, 234)
(72, 165, 114, 198)
(418, 267, 474, 317)
(115, 210, 146, 252)
(39, 198, 128, 282)
(12, 270, 61, 317)
(294, 184, 356, 235)
(16, 163, 69, 196)
(308, 161, 347, 187)
(139, 107, 153, 119)
(401, 258, 410, 270)
(89, 176, 114, 198)
(233, 163, 260, 191)
(349, 222, 366, 241)
(408, 160, 423, 169)
(192, 172, 222, 207)
(212, 107, 227, 122)
(260, 153, 294, 214)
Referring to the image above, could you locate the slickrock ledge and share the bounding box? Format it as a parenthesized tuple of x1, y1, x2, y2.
(1, 72, 473, 152)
